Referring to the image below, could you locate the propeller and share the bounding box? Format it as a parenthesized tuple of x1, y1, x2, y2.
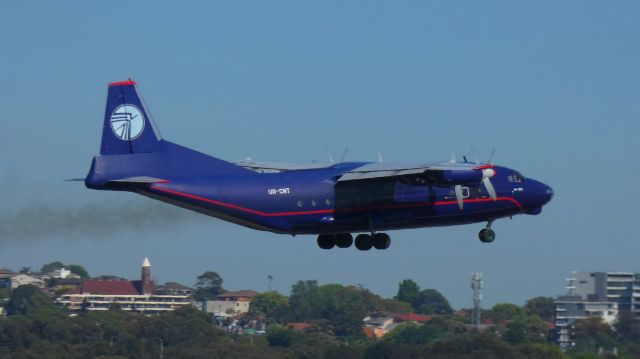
(486, 148, 496, 164)
(454, 185, 464, 210)
(324, 145, 334, 163)
(482, 168, 497, 200)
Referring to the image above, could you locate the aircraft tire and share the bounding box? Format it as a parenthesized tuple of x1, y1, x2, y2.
(478, 229, 496, 243)
(373, 233, 391, 250)
(317, 234, 336, 249)
(335, 233, 354, 248)
(355, 234, 373, 251)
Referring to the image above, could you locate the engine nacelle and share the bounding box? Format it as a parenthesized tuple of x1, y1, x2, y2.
(427, 170, 484, 186)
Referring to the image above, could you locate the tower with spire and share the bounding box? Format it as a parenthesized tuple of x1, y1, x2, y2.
(141, 257, 154, 295)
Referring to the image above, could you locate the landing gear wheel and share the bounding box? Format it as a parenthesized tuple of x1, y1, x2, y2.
(478, 228, 496, 243)
(317, 234, 336, 249)
(335, 233, 353, 248)
(355, 234, 373, 251)
(372, 233, 391, 250)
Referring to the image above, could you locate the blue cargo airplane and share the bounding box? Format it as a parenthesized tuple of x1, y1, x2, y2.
(84, 80, 554, 250)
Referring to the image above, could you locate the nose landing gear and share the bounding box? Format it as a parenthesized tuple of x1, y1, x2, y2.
(478, 222, 496, 243)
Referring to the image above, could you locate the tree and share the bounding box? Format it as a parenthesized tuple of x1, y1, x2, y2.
(6, 285, 62, 316)
(249, 291, 289, 319)
(289, 280, 323, 321)
(19, 266, 31, 274)
(395, 279, 420, 305)
(413, 289, 453, 315)
(614, 311, 640, 344)
(524, 296, 555, 322)
(572, 317, 616, 353)
(487, 303, 526, 323)
(194, 271, 224, 301)
(385, 316, 466, 345)
(40, 261, 64, 274)
(502, 315, 549, 345)
(66, 264, 90, 279)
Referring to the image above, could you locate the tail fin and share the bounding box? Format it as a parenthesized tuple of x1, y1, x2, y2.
(101, 79, 161, 155)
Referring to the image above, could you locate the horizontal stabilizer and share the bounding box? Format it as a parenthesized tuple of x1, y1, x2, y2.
(107, 176, 170, 184)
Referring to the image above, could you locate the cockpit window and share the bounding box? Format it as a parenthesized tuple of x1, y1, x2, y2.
(508, 171, 525, 183)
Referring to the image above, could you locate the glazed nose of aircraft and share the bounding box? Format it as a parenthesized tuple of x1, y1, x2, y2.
(530, 179, 554, 206)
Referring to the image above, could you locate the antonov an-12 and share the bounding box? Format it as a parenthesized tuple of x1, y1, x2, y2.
(83, 80, 554, 250)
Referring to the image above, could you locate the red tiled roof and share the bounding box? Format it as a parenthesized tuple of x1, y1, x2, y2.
(80, 280, 141, 295)
(217, 290, 259, 299)
(395, 313, 433, 322)
(287, 322, 312, 331)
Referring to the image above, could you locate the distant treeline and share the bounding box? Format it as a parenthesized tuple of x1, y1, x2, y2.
(0, 279, 639, 358)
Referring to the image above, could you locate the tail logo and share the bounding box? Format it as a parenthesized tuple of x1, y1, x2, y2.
(110, 104, 145, 141)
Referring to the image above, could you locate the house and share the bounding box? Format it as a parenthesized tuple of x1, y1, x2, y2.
(57, 258, 191, 314)
(48, 268, 80, 279)
(202, 290, 259, 318)
(363, 316, 398, 339)
(11, 274, 45, 289)
(394, 313, 433, 324)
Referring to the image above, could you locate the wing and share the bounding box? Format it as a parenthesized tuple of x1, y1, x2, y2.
(337, 162, 484, 182)
(337, 162, 498, 210)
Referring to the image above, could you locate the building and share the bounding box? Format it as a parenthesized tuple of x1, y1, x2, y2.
(202, 290, 259, 318)
(11, 274, 45, 289)
(48, 268, 80, 279)
(363, 316, 398, 339)
(57, 258, 191, 314)
(156, 282, 194, 296)
(555, 271, 640, 348)
(0, 271, 13, 289)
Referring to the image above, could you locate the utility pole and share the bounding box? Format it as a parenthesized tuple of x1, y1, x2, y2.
(267, 274, 273, 291)
(154, 337, 164, 359)
(471, 273, 483, 328)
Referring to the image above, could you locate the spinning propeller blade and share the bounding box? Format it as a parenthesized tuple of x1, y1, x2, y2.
(454, 185, 464, 210)
(481, 168, 497, 200)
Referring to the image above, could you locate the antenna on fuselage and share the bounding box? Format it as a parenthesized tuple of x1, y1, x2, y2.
(378, 150, 384, 163)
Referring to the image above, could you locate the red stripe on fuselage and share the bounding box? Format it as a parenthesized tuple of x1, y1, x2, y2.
(149, 186, 523, 217)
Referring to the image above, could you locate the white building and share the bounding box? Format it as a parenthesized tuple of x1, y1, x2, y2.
(11, 274, 45, 289)
(202, 290, 259, 318)
(555, 271, 640, 348)
(57, 258, 191, 315)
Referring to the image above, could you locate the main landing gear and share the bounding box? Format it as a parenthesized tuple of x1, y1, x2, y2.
(317, 232, 391, 251)
(478, 222, 496, 243)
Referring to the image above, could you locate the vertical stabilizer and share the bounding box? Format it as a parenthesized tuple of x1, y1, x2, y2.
(101, 79, 161, 155)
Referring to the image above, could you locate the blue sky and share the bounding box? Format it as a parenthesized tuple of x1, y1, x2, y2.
(0, 1, 638, 308)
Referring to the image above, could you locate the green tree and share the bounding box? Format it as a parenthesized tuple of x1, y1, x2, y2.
(40, 261, 65, 274)
(386, 316, 466, 345)
(413, 289, 453, 315)
(6, 285, 63, 316)
(502, 314, 549, 345)
(289, 280, 323, 321)
(194, 271, 224, 301)
(487, 303, 526, 323)
(249, 291, 289, 320)
(572, 317, 616, 353)
(525, 296, 555, 322)
(395, 279, 420, 305)
(66, 264, 90, 279)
